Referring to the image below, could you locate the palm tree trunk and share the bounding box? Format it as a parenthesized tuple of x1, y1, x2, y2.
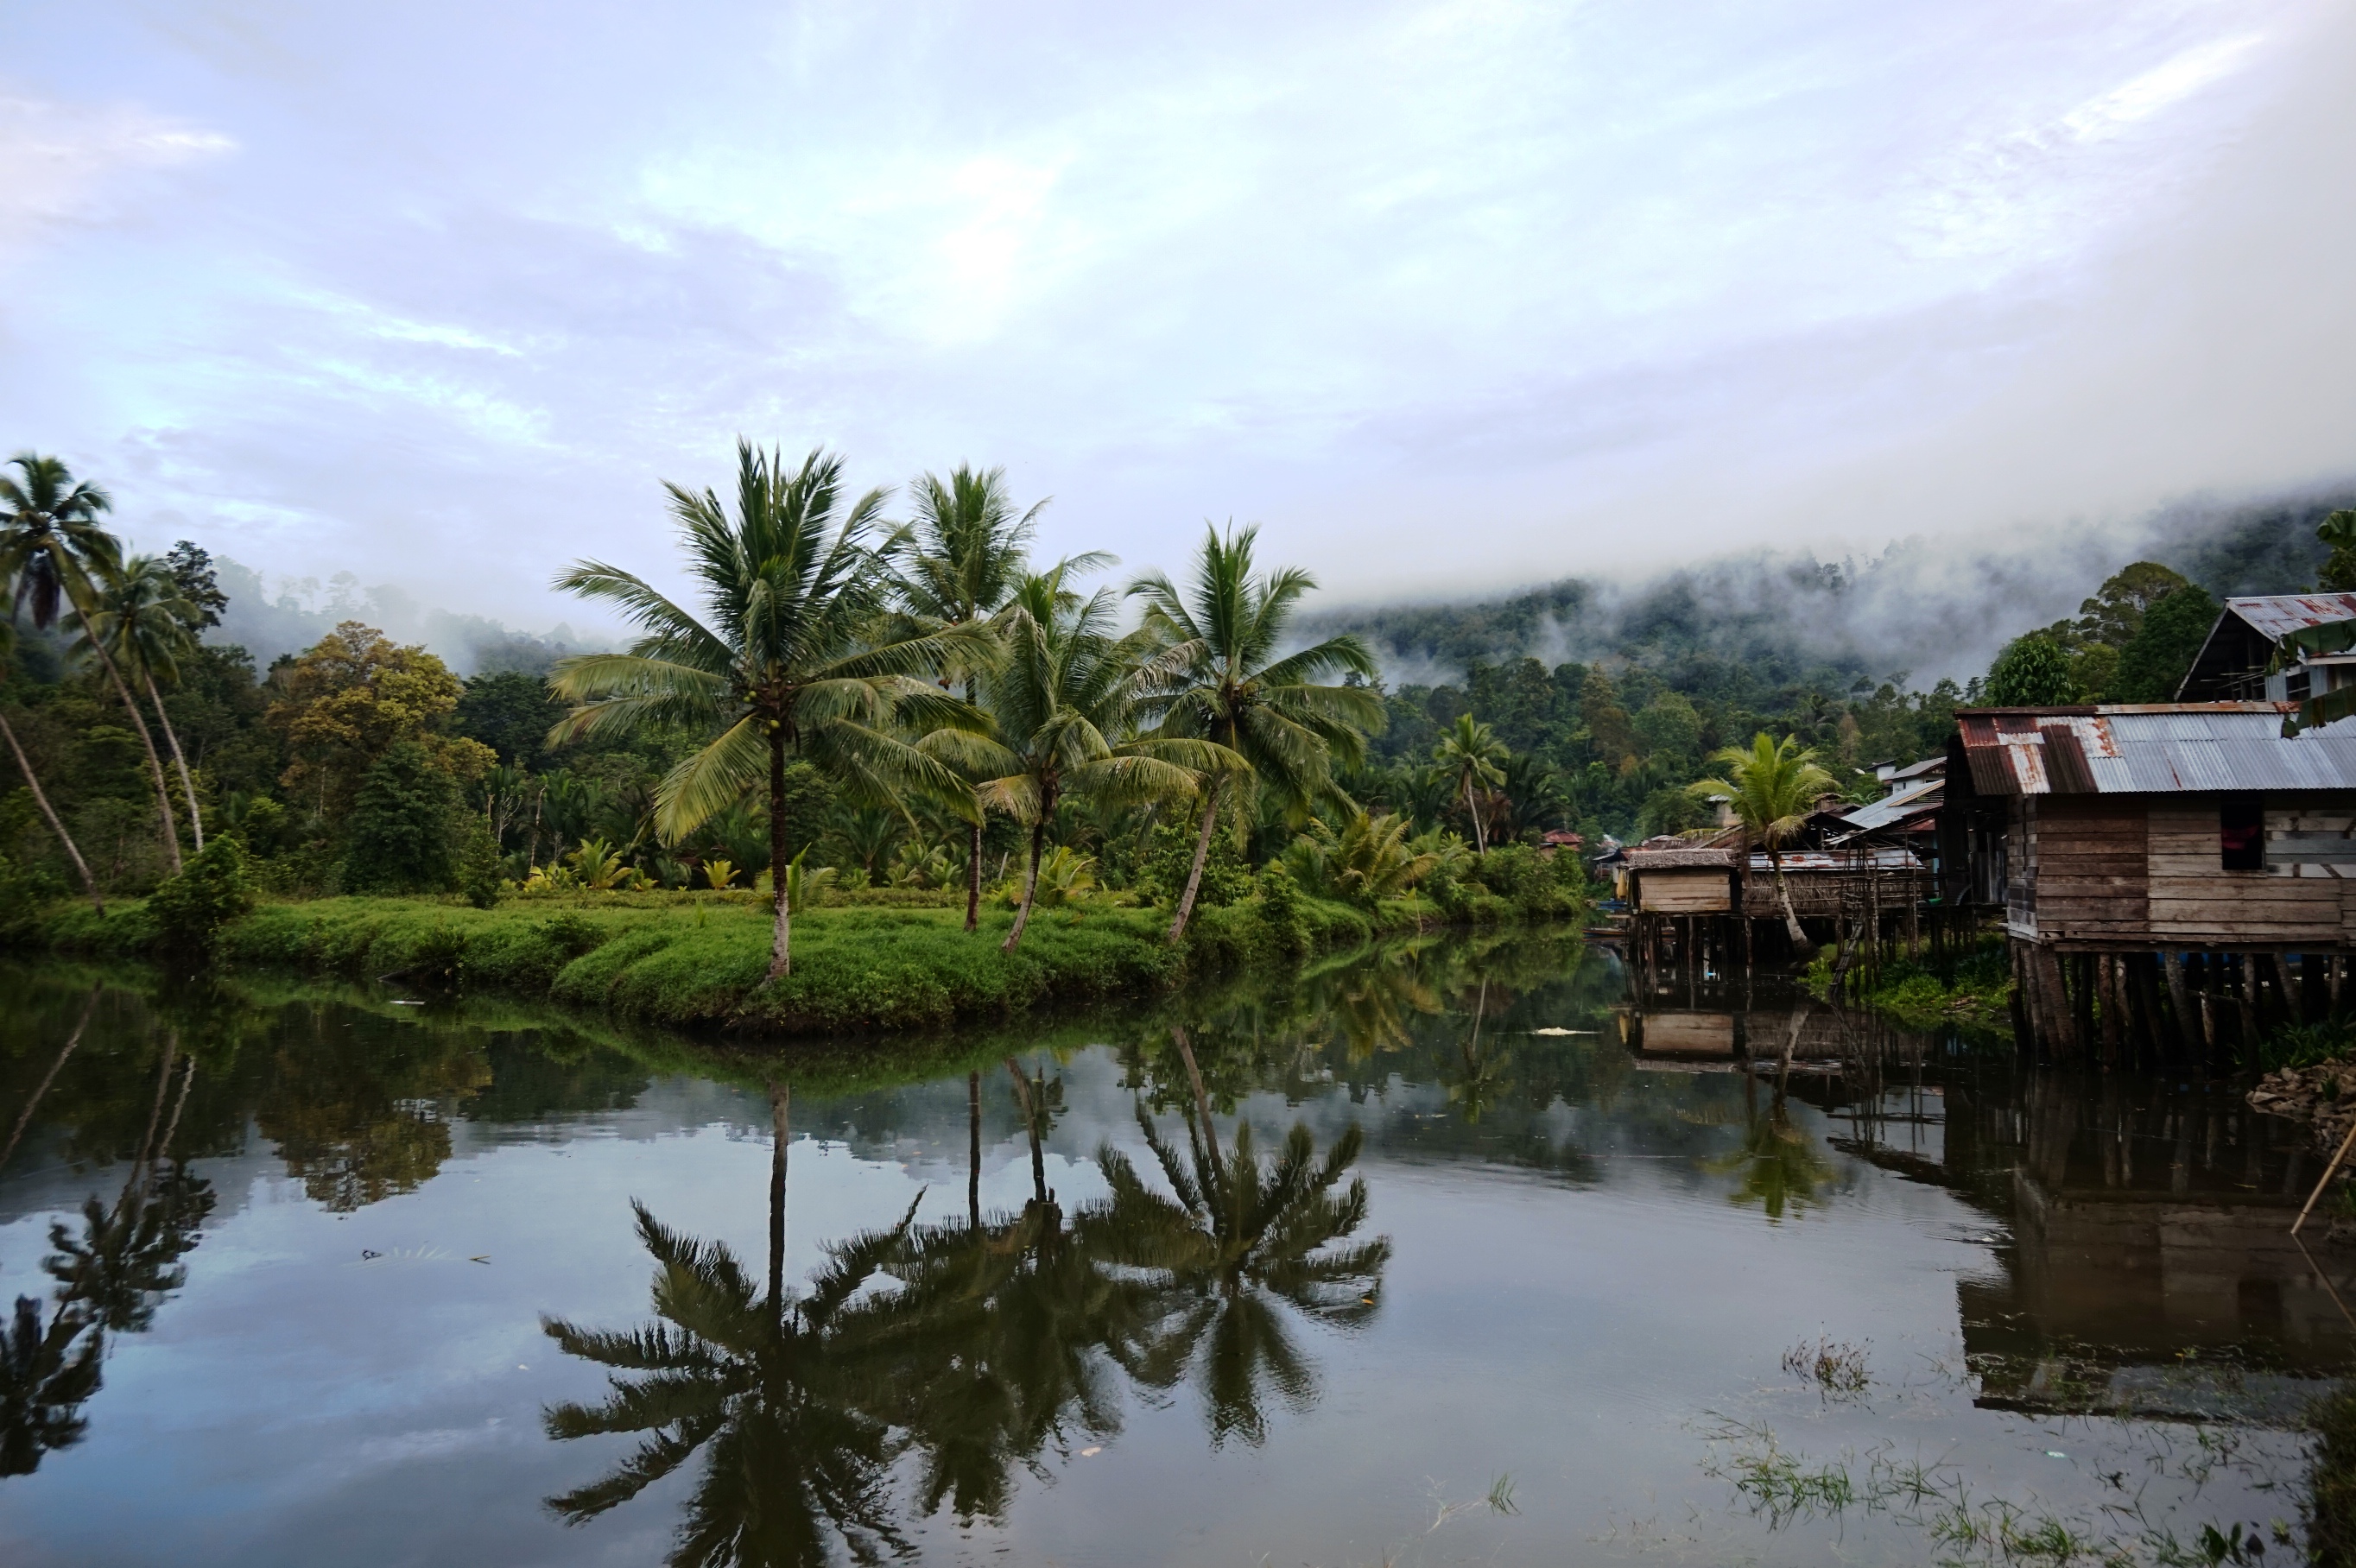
(1770, 850, 1810, 955)
(144, 673, 202, 851)
(1465, 775, 1486, 854)
(965, 819, 983, 933)
(76, 620, 180, 876)
(1166, 777, 1223, 945)
(766, 730, 791, 981)
(0, 708, 102, 912)
(0, 987, 98, 1172)
(766, 1081, 791, 1319)
(966, 1070, 982, 1230)
(1001, 818, 1047, 952)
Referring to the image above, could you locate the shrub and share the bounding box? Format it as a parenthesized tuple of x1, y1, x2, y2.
(1255, 861, 1309, 955)
(147, 836, 258, 950)
(0, 852, 61, 945)
(456, 821, 505, 909)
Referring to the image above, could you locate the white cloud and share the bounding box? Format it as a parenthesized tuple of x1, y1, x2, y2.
(0, 92, 233, 252)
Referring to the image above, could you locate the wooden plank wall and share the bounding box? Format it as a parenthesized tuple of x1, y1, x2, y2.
(2147, 794, 2346, 946)
(2030, 796, 2147, 944)
(1637, 872, 1732, 914)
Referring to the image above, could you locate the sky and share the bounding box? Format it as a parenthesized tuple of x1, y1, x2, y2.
(3, 0, 2353, 638)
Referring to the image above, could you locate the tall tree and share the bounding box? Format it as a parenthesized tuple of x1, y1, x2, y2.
(1689, 732, 1833, 954)
(0, 454, 182, 873)
(84, 554, 207, 850)
(0, 622, 102, 910)
(1130, 525, 1380, 944)
(890, 465, 1104, 933)
(549, 441, 982, 979)
(960, 570, 1227, 952)
(1431, 713, 1509, 853)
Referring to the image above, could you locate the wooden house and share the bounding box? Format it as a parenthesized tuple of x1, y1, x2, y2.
(2176, 592, 2356, 705)
(1940, 703, 2356, 1057)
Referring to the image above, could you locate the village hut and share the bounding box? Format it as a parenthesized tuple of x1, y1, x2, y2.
(1939, 703, 2356, 1059)
(2176, 592, 2356, 705)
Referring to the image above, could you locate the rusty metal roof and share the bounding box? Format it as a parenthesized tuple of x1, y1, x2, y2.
(2224, 594, 2356, 641)
(1954, 704, 2356, 794)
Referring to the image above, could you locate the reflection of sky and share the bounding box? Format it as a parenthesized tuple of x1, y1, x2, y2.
(0, 1032, 2310, 1568)
(3, 2, 2353, 629)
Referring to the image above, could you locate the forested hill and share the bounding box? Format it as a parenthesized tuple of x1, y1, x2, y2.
(1304, 484, 2356, 694)
(1308, 482, 2356, 841)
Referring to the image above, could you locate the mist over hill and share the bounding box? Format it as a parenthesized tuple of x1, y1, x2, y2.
(207, 558, 601, 673)
(1301, 482, 2356, 697)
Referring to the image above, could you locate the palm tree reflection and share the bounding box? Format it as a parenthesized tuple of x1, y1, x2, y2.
(544, 1051, 1391, 1546)
(1711, 1069, 1834, 1223)
(1089, 1103, 1390, 1447)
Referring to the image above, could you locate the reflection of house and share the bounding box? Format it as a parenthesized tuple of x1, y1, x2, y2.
(1941, 704, 2356, 1054)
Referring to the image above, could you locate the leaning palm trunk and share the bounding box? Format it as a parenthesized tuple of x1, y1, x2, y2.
(1003, 818, 1048, 952)
(1463, 775, 1486, 854)
(0, 709, 101, 912)
(1166, 778, 1222, 945)
(144, 673, 202, 851)
(1768, 848, 1810, 955)
(767, 732, 792, 981)
(79, 624, 180, 875)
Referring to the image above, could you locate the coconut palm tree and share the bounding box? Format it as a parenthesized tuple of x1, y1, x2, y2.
(955, 569, 1232, 952)
(0, 454, 181, 874)
(1688, 732, 1833, 955)
(1431, 714, 1509, 853)
(891, 466, 1061, 930)
(548, 441, 987, 980)
(0, 622, 101, 911)
(1129, 525, 1381, 944)
(82, 554, 206, 850)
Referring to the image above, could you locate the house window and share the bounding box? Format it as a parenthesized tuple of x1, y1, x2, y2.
(2221, 795, 2264, 871)
(2289, 667, 2312, 705)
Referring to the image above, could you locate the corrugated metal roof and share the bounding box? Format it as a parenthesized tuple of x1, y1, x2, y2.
(1839, 778, 1943, 832)
(2226, 594, 2356, 641)
(1956, 704, 2356, 794)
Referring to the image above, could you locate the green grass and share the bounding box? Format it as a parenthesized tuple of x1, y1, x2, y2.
(23, 884, 1521, 1037)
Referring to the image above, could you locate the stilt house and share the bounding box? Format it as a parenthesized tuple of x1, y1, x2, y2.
(1940, 703, 2356, 1057)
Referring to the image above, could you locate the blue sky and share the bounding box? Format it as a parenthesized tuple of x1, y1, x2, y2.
(3, 0, 2351, 634)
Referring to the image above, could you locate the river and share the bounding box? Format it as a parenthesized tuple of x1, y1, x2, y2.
(0, 934, 2343, 1565)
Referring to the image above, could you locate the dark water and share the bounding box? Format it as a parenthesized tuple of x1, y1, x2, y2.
(0, 938, 2346, 1566)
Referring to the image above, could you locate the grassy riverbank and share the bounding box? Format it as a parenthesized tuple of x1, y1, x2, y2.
(1802, 933, 2014, 1037)
(26, 874, 1581, 1036)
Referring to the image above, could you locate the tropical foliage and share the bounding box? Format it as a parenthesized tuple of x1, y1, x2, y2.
(0, 442, 1598, 943)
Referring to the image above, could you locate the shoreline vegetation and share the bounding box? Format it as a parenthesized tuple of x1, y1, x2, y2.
(25, 844, 1590, 1035)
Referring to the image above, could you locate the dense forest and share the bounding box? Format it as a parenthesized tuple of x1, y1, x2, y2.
(1322, 487, 2355, 840)
(2, 449, 2346, 952)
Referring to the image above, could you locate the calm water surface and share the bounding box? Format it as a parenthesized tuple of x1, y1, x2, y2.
(0, 938, 2346, 1566)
